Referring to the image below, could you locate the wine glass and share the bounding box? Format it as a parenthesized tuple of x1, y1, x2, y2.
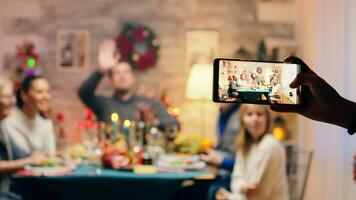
(164, 125, 179, 153)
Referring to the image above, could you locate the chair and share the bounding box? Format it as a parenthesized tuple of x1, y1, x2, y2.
(284, 143, 313, 200)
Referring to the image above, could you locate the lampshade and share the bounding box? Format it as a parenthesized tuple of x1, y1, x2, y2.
(185, 63, 213, 100)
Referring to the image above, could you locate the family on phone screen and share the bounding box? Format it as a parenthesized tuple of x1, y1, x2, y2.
(219, 61, 295, 104)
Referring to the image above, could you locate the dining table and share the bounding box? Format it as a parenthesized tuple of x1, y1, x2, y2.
(237, 89, 270, 103)
(14, 164, 215, 200)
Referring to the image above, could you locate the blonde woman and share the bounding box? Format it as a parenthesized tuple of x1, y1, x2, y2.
(216, 104, 288, 200)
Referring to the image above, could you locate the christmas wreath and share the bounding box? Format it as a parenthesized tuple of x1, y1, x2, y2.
(116, 23, 159, 71)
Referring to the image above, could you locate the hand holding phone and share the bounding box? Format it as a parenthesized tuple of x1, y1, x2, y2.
(270, 56, 355, 133)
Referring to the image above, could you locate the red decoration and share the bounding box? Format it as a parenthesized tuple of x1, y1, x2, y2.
(56, 113, 65, 122)
(11, 42, 40, 90)
(84, 108, 95, 121)
(102, 150, 132, 169)
(53, 112, 67, 149)
(78, 108, 98, 129)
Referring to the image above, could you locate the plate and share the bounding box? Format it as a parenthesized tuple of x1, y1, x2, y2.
(157, 154, 206, 171)
(22, 164, 75, 176)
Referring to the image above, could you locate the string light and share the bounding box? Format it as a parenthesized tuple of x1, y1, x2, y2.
(27, 58, 36, 69)
(132, 54, 140, 61)
(273, 126, 286, 140)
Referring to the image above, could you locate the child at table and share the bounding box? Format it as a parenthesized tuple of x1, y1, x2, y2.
(216, 104, 288, 200)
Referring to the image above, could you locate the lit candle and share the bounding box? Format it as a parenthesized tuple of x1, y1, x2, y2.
(130, 121, 136, 146)
(123, 120, 131, 151)
(111, 113, 119, 122)
(111, 113, 120, 141)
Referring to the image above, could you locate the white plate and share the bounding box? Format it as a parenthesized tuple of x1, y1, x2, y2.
(24, 165, 75, 176)
(157, 154, 206, 170)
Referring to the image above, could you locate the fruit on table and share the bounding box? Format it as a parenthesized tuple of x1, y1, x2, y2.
(42, 159, 59, 167)
(68, 144, 89, 159)
(200, 137, 213, 152)
(173, 133, 202, 154)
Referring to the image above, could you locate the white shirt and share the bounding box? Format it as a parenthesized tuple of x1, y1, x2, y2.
(2, 107, 56, 155)
(229, 134, 289, 200)
(271, 83, 281, 96)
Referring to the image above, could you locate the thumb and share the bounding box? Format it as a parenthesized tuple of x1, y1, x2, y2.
(290, 73, 317, 89)
(284, 56, 316, 74)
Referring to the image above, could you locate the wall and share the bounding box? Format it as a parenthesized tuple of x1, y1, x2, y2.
(296, 0, 356, 199)
(0, 0, 297, 142)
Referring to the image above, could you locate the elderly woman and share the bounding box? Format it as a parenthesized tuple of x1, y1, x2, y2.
(1, 75, 55, 156)
(0, 76, 48, 200)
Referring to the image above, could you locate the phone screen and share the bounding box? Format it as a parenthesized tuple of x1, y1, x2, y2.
(213, 59, 301, 105)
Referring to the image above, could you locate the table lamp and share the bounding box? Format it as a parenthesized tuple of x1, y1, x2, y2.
(185, 63, 213, 135)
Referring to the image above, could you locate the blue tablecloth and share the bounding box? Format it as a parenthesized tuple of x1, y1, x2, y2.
(237, 89, 270, 103)
(14, 165, 213, 200)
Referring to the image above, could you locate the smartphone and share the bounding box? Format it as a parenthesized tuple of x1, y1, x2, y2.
(212, 58, 301, 105)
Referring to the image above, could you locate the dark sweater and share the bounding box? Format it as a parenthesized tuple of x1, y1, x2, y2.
(217, 104, 240, 171)
(78, 71, 179, 128)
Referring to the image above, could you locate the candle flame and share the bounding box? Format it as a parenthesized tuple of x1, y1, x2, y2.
(111, 113, 119, 122)
(123, 120, 131, 127)
(172, 107, 180, 116)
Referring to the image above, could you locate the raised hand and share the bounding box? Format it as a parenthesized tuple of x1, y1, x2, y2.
(98, 39, 121, 73)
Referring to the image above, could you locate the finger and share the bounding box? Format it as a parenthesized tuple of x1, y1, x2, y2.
(289, 73, 317, 89)
(221, 188, 229, 194)
(206, 149, 214, 154)
(216, 188, 223, 196)
(199, 154, 208, 161)
(215, 194, 223, 200)
(284, 56, 316, 74)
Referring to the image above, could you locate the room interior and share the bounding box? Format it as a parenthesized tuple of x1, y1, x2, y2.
(0, 0, 355, 199)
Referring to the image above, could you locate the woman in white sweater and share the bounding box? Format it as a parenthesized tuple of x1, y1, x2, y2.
(1, 75, 56, 156)
(216, 104, 288, 200)
(0, 75, 49, 199)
